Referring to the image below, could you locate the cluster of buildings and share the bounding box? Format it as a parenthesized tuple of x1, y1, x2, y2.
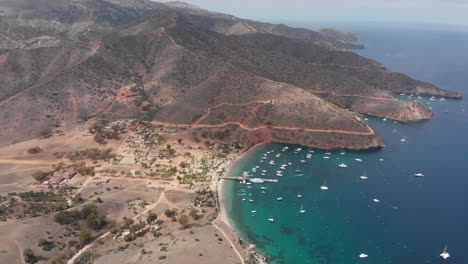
(34, 171, 78, 188)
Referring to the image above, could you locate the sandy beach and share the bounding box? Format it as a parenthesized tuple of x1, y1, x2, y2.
(215, 143, 269, 264)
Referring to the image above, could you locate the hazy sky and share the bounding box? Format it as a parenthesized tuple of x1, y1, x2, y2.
(159, 0, 468, 26)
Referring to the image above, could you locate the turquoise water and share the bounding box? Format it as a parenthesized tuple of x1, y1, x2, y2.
(224, 27, 468, 264)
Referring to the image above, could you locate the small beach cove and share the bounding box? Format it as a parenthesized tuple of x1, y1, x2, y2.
(220, 26, 468, 264)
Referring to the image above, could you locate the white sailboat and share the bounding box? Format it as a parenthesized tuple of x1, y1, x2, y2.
(360, 170, 368, 180)
(440, 245, 450, 259)
(359, 253, 368, 259)
(320, 180, 329, 190)
(299, 204, 306, 213)
(338, 163, 348, 168)
(414, 173, 425, 177)
(355, 158, 363, 162)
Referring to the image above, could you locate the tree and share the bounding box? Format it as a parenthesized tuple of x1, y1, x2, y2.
(93, 134, 107, 145)
(32, 170, 50, 182)
(86, 213, 107, 231)
(177, 138, 183, 144)
(79, 228, 93, 245)
(48, 253, 67, 264)
(38, 238, 55, 251)
(123, 233, 133, 242)
(24, 248, 38, 264)
(147, 212, 158, 224)
(54, 210, 81, 225)
(27, 147, 43, 154)
(189, 208, 200, 220)
(164, 209, 176, 218)
(129, 222, 145, 236)
(178, 214, 189, 228)
(121, 217, 134, 230)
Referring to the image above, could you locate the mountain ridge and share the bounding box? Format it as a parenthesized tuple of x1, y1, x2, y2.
(0, 0, 462, 149)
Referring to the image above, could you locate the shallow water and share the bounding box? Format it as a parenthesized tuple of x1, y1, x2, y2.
(224, 27, 468, 264)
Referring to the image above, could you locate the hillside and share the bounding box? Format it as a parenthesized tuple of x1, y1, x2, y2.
(0, 0, 462, 149)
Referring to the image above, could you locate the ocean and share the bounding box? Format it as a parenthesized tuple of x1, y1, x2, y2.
(223, 26, 468, 264)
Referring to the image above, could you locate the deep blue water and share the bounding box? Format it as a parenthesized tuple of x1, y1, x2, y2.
(224, 27, 468, 264)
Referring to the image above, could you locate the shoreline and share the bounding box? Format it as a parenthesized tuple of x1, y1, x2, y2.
(216, 143, 268, 263)
(218, 142, 266, 228)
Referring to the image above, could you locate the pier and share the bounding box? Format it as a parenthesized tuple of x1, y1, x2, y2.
(220, 176, 278, 183)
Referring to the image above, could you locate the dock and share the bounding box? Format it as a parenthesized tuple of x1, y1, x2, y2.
(220, 176, 278, 183)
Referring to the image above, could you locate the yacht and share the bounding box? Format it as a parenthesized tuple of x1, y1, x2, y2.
(379, 158, 384, 161)
(276, 197, 283, 201)
(251, 210, 256, 213)
(325, 152, 332, 155)
(299, 204, 306, 213)
(440, 98, 446, 101)
(373, 198, 380, 203)
(383, 118, 387, 121)
(338, 163, 348, 168)
(300, 159, 306, 163)
(414, 173, 425, 177)
(323, 156, 330, 159)
(261, 187, 267, 190)
(268, 218, 275, 222)
(440, 245, 450, 259)
(400, 137, 406, 142)
(355, 158, 363, 162)
(359, 253, 368, 259)
(249, 199, 254, 202)
(340, 152, 346, 155)
(297, 194, 302, 198)
(250, 178, 264, 183)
